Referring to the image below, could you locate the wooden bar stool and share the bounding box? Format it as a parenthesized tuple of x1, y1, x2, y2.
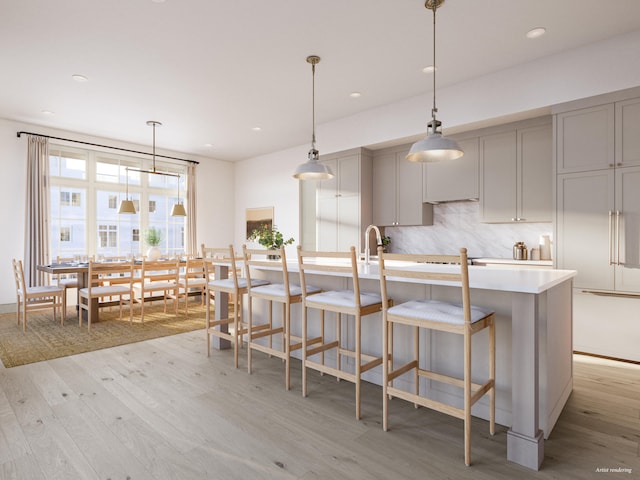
(378, 246, 496, 466)
(202, 245, 268, 368)
(296, 245, 389, 419)
(243, 245, 321, 390)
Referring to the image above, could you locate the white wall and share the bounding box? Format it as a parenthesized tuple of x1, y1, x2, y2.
(233, 29, 640, 249)
(0, 118, 234, 304)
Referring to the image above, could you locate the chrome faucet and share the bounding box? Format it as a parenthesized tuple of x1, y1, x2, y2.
(364, 224, 382, 265)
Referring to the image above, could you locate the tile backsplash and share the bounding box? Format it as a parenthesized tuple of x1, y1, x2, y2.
(384, 201, 553, 260)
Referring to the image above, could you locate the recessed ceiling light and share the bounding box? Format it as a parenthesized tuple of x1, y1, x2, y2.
(72, 74, 88, 82)
(204, 143, 214, 147)
(526, 27, 546, 39)
(41, 110, 54, 115)
(151, 0, 165, 3)
(422, 65, 437, 74)
(349, 92, 362, 98)
(252, 127, 262, 132)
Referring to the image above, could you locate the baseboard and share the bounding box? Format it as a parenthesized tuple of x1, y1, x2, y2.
(573, 350, 640, 365)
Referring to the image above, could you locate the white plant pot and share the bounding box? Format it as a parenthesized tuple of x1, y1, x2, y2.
(147, 246, 161, 261)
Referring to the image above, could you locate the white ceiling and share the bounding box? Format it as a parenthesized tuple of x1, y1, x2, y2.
(2, 0, 640, 162)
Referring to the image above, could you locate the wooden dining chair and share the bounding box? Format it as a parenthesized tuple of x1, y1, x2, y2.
(296, 245, 388, 419)
(132, 259, 180, 322)
(243, 245, 321, 390)
(378, 246, 496, 466)
(78, 260, 134, 331)
(12, 259, 66, 332)
(177, 257, 207, 314)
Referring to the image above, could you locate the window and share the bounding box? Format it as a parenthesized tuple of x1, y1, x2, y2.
(49, 146, 187, 259)
(60, 227, 71, 242)
(98, 225, 118, 248)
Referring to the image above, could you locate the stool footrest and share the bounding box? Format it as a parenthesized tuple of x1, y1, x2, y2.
(386, 385, 465, 420)
(305, 360, 357, 384)
(306, 340, 339, 357)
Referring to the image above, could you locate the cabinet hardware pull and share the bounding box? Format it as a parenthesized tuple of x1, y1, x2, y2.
(608, 211, 614, 265)
(616, 210, 621, 266)
(582, 289, 640, 299)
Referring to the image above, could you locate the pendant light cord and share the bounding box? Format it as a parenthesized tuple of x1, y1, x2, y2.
(431, 4, 438, 130)
(311, 61, 316, 150)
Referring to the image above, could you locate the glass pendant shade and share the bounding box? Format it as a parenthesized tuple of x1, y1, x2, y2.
(171, 202, 186, 217)
(293, 148, 334, 180)
(407, 132, 464, 162)
(118, 199, 136, 214)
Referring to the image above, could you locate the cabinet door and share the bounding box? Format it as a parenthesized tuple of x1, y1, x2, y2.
(317, 159, 338, 251)
(424, 137, 479, 203)
(556, 104, 615, 173)
(337, 154, 361, 251)
(397, 153, 424, 226)
(615, 166, 640, 293)
(556, 170, 615, 290)
(519, 123, 552, 222)
(616, 98, 640, 167)
(372, 152, 397, 226)
(480, 131, 517, 222)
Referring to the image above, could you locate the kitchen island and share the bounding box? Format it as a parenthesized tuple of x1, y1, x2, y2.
(245, 258, 576, 471)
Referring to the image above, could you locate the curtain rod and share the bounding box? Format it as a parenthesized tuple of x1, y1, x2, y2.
(16, 131, 199, 165)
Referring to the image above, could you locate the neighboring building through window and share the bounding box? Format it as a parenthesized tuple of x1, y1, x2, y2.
(60, 226, 71, 242)
(108, 195, 118, 209)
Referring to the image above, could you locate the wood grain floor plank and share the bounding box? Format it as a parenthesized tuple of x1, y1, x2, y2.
(1, 331, 638, 479)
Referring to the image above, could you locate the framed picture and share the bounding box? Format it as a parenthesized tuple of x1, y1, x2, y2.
(246, 206, 274, 239)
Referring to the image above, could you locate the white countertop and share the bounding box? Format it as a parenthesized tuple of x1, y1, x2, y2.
(472, 257, 553, 267)
(257, 260, 576, 295)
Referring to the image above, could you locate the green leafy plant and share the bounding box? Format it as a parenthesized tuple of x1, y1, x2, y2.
(249, 224, 295, 250)
(382, 235, 391, 247)
(144, 227, 162, 246)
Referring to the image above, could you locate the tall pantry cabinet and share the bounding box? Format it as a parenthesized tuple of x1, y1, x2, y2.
(316, 148, 373, 252)
(554, 88, 640, 361)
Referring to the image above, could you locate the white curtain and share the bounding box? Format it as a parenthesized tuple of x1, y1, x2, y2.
(186, 163, 197, 256)
(24, 135, 50, 286)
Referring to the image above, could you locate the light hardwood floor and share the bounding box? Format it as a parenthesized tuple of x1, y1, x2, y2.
(0, 330, 638, 479)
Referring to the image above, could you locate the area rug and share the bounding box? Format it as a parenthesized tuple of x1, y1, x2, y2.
(0, 301, 207, 368)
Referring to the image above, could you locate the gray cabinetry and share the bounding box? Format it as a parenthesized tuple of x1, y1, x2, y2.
(423, 136, 479, 203)
(556, 103, 615, 173)
(479, 118, 552, 223)
(317, 148, 372, 252)
(372, 145, 431, 226)
(554, 89, 640, 362)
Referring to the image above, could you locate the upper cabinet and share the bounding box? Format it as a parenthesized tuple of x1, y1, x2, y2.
(316, 148, 373, 252)
(556, 103, 615, 173)
(479, 118, 552, 223)
(616, 97, 640, 167)
(423, 136, 479, 203)
(372, 145, 432, 227)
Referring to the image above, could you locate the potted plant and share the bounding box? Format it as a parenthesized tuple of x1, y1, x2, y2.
(249, 224, 295, 258)
(382, 235, 391, 252)
(144, 227, 162, 261)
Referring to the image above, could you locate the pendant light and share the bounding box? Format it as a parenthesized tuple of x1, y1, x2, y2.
(293, 55, 334, 180)
(406, 0, 463, 163)
(118, 168, 136, 214)
(119, 120, 187, 216)
(170, 175, 186, 216)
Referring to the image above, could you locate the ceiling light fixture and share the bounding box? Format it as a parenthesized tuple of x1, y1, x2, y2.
(292, 55, 334, 180)
(71, 74, 88, 82)
(407, 0, 463, 163)
(526, 27, 546, 39)
(119, 120, 186, 216)
(118, 170, 136, 214)
(349, 92, 362, 98)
